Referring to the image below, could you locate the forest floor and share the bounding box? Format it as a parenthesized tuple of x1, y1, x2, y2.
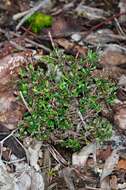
(0, 0, 126, 189)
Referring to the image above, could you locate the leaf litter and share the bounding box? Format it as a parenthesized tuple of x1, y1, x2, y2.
(0, 0, 126, 189)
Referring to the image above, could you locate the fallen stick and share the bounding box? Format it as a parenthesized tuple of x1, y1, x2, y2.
(0, 28, 51, 52)
(14, 0, 52, 30)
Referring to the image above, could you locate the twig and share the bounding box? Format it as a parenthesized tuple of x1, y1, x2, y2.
(3, 157, 25, 164)
(10, 40, 26, 51)
(0, 129, 18, 145)
(13, 10, 30, 20)
(0, 129, 18, 159)
(48, 31, 56, 49)
(77, 110, 86, 126)
(48, 183, 57, 190)
(25, 37, 51, 52)
(0, 28, 51, 52)
(114, 17, 126, 36)
(15, 0, 51, 30)
(87, 12, 126, 36)
(48, 145, 68, 166)
(19, 91, 32, 113)
(48, 31, 59, 57)
(13, 135, 30, 163)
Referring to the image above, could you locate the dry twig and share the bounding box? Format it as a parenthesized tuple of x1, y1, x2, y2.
(0, 28, 51, 52)
(14, 0, 52, 30)
(19, 91, 32, 113)
(0, 129, 18, 159)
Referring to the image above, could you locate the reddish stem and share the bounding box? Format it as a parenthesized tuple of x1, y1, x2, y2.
(87, 12, 126, 35)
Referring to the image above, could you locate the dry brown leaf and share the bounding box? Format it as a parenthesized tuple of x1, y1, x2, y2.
(0, 88, 24, 130)
(55, 38, 87, 57)
(117, 159, 126, 170)
(0, 38, 26, 58)
(44, 15, 81, 37)
(50, 16, 79, 34)
(91, 66, 126, 79)
(110, 175, 118, 190)
(100, 49, 126, 67)
(114, 104, 126, 130)
(100, 149, 119, 181)
(117, 75, 126, 101)
(97, 145, 112, 161)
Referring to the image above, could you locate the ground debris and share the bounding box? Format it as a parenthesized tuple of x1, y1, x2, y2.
(114, 104, 126, 130)
(72, 143, 96, 167)
(0, 0, 126, 189)
(75, 4, 109, 20)
(100, 149, 119, 181)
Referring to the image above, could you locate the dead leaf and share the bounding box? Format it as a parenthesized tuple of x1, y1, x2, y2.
(110, 175, 118, 190)
(85, 29, 115, 44)
(118, 75, 126, 87)
(119, 149, 126, 159)
(16, 0, 30, 12)
(13, 158, 45, 190)
(100, 149, 119, 181)
(1, 135, 26, 158)
(117, 75, 126, 101)
(91, 66, 126, 79)
(72, 143, 96, 167)
(28, 140, 42, 171)
(0, 88, 24, 130)
(119, 0, 126, 23)
(118, 183, 126, 189)
(75, 4, 109, 20)
(97, 145, 112, 161)
(59, 167, 75, 190)
(49, 16, 80, 35)
(0, 38, 26, 59)
(2, 147, 11, 161)
(0, 159, 16, 190)
(100, 48, 126, 67)
(117, 88, 126, 101)
(30, 171, 45, 190)
(55, 38, 87, 57)
(0, 125, 18, 159)
(101, 176, 111, 190)
(117, 159, 126, 170)
(0, 50, 36, 84)
(114, 104, 126, 130)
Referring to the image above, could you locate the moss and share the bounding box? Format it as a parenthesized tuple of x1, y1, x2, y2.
(26, 12, 53, 33)
(18, 49, 117, 150)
